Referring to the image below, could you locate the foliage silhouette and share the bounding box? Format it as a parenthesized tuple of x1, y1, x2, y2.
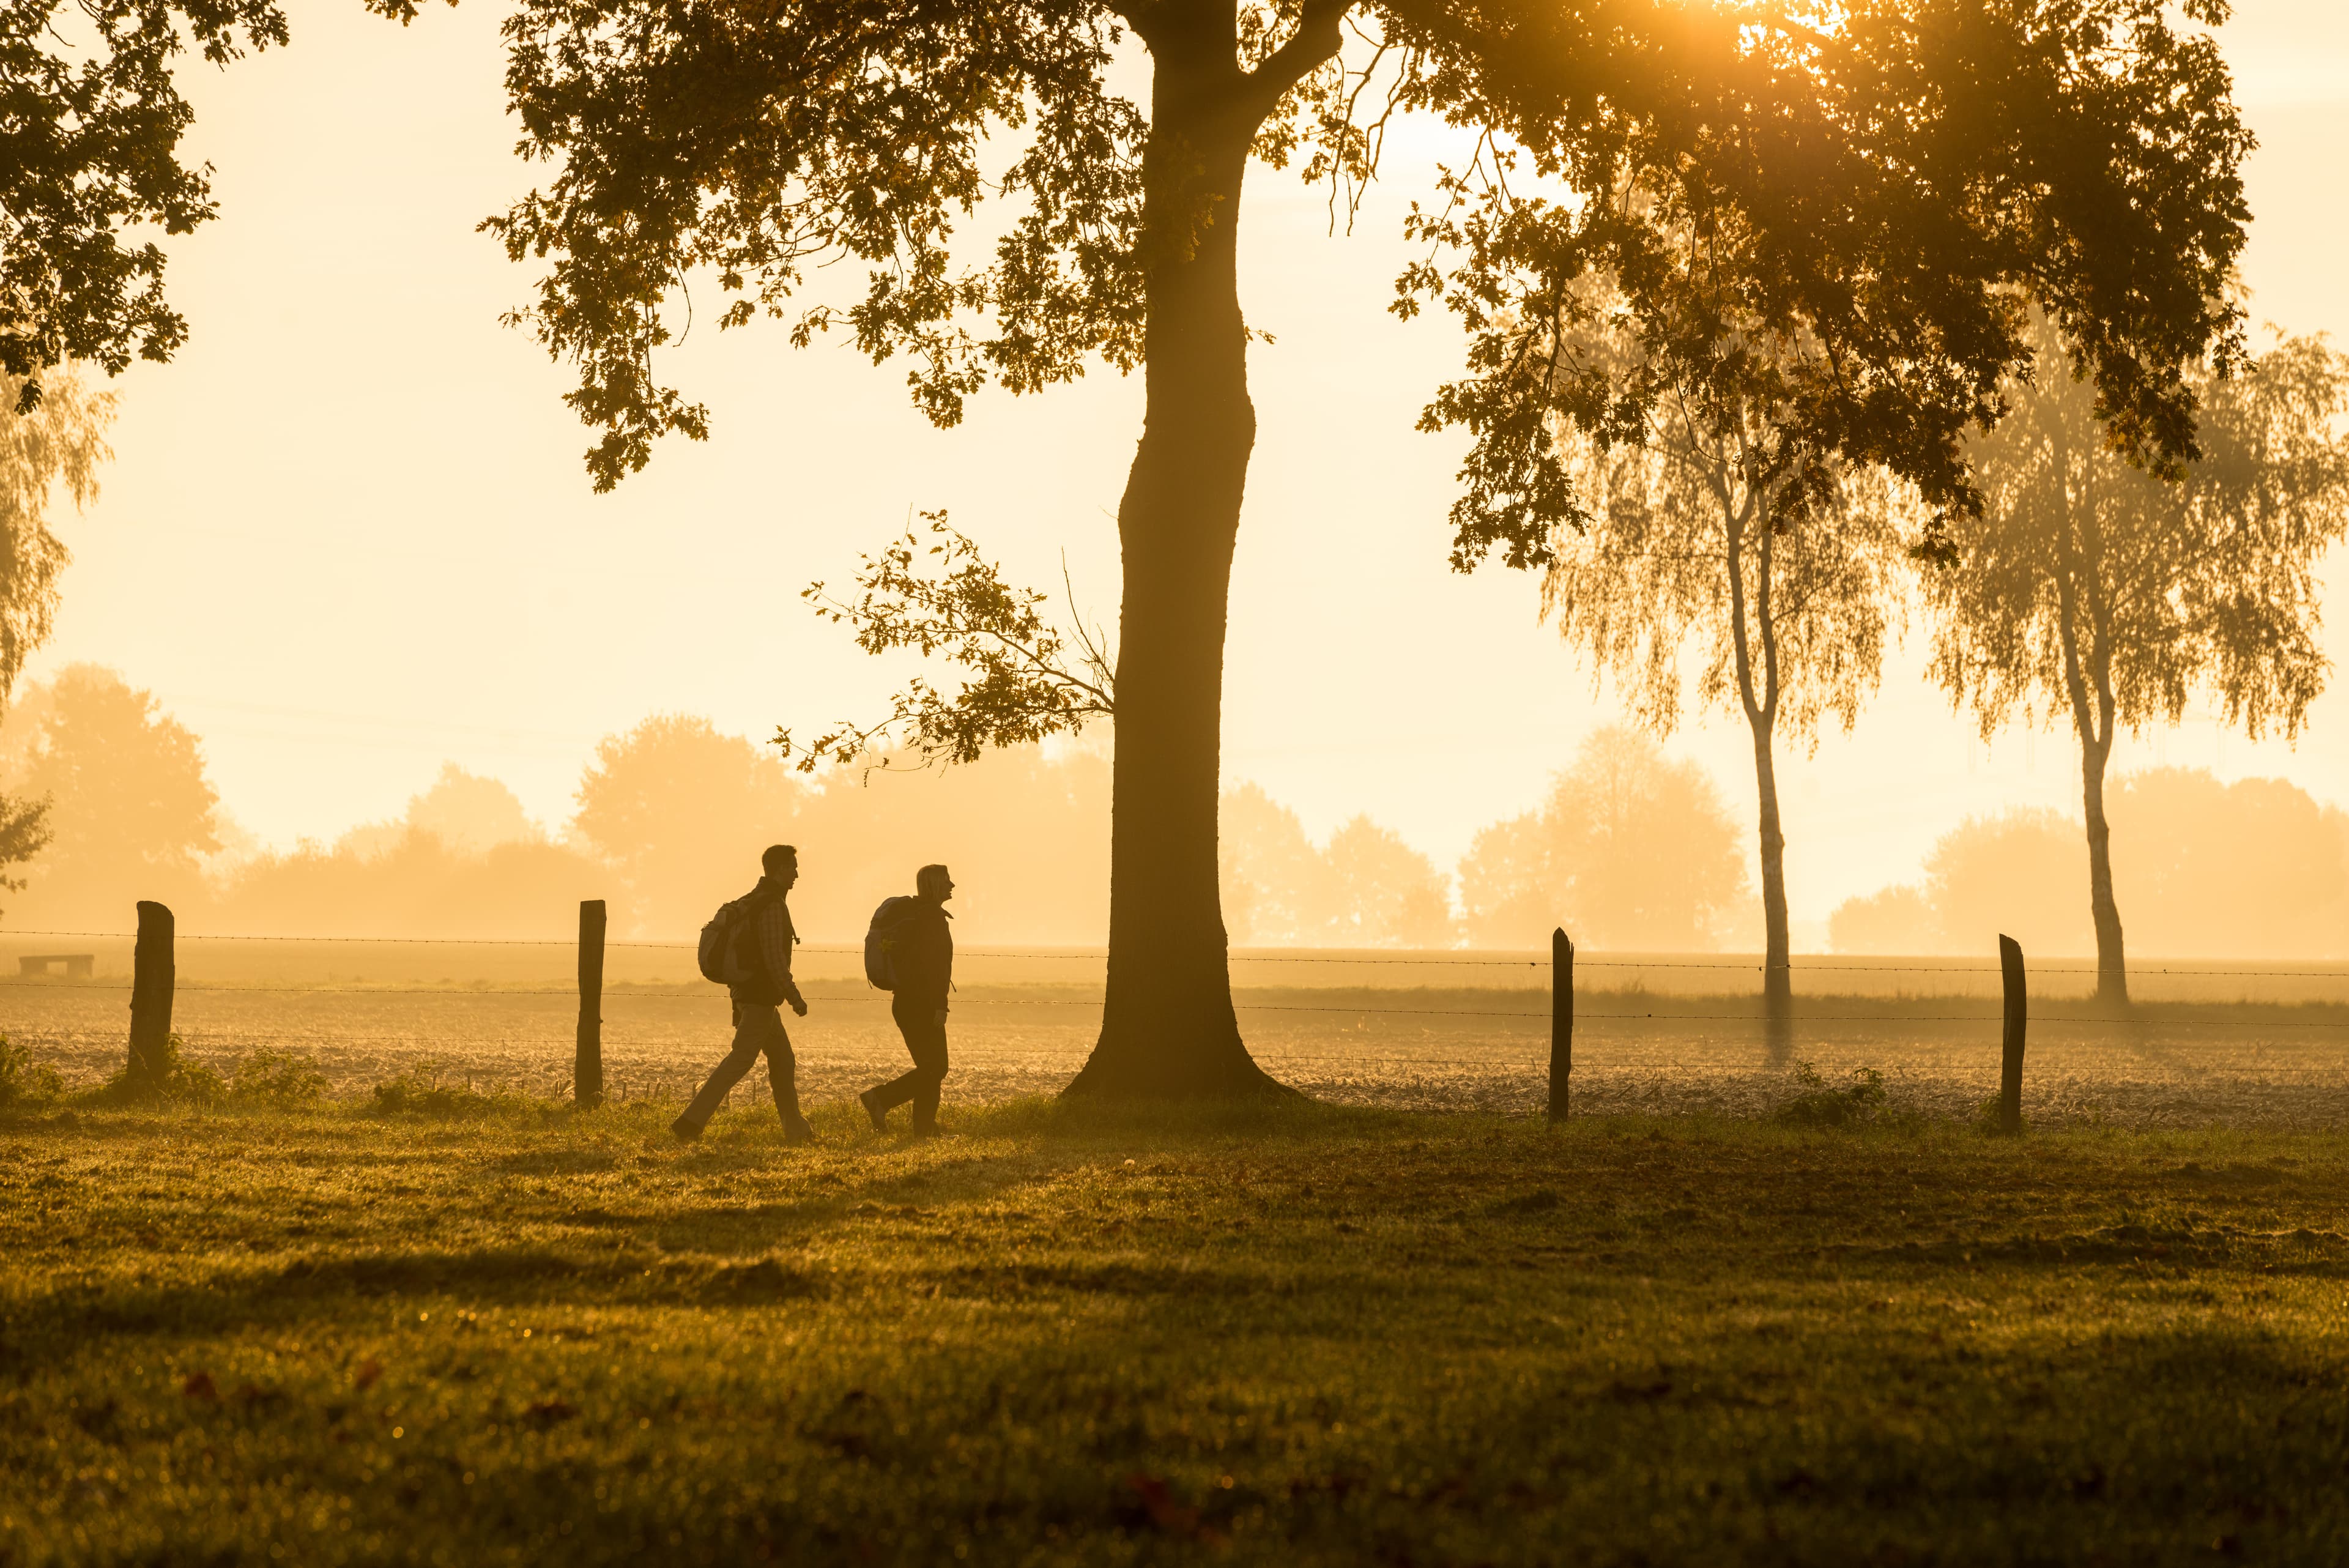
(2110, 770, 2349, 960)
(785, 514, 1115, 775)
(216, 831, 610, 942)
(1, 0, 289, 407)
(0, 1031, 62, 1109)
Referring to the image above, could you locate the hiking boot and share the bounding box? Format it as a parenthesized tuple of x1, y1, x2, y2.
(669, 1115, 702, 1143)
(858, 1090, 888, 1134)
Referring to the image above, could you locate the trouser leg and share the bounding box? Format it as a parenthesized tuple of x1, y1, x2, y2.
(909, 1015, 947, 1131)
(762, 1024, 807, 1128)
(678, 1003, 775, 1131)
(872, 1000, 949, 1131)
(867, 999, 923, 1115)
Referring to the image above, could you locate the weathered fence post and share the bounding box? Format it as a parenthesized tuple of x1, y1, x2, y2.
(1998, 933, 2027, 1135)
(1548, 927, 1573, 1123)
(576, 899, 606, 1108)
(128, 901, 175, 1085)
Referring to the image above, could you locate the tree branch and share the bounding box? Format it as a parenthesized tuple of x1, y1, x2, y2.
(1241, 0, 1353, 119)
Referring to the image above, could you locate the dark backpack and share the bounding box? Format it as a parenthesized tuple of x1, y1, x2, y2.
(698, 888, 774, 987)
(863, 896, 919, 990)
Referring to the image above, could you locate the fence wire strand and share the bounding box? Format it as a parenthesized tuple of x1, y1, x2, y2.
(7, 929, 2347, 981)
(6, 981, 2345, 1028)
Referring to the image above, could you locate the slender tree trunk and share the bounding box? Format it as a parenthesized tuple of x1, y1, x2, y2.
(2080, 728, 2127, 1006)
(2052, 523, 2129, 1008)
(1722, 489, 1792, 1056)
(1066, 13, 1290, 1098)
(1748, 708, 1793, 1030)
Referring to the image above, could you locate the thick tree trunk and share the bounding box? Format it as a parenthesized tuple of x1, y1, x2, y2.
(1066, 23, 1288, 1098)
(2080, 732, 2128, 1006)
(1748, 710, 1794, 1056)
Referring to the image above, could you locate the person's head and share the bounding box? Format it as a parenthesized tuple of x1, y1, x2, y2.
(916, 863, 954, 904)
(762, 844, 799, 888)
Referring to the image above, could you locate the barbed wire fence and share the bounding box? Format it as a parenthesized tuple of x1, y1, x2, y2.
(8, 907, 2349, 1126)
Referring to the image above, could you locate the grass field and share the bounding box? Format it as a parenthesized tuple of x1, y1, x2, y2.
(6, 1095, 2348, 1565)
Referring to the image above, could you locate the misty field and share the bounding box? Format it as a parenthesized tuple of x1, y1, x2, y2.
(4, 938, 2348, 1128)
(6, 1099, 2349, 1566)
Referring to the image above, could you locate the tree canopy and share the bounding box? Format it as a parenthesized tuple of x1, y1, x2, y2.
(0, 664, 220, 924)
(1457, 724, 1745, 951)
(1933, 321, 2349, 748)
(466, 0, 2245, 505)
(1217, 787, 1455, 947)
(2, 0, 289, 408)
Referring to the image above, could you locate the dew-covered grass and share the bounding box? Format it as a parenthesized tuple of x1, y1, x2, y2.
(6, 1096, 2348, 1565)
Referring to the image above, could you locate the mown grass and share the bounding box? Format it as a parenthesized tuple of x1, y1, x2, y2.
(4, 1094, 2347, 1566)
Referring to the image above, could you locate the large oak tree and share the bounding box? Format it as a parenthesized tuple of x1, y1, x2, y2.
(438, 0, 2249, 1096)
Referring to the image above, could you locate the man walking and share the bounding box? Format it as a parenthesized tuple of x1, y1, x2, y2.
(860, 863, 955, 1137)
(674, 844, 814, 1144)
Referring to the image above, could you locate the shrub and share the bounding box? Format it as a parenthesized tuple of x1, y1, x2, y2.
(1776, 1062, 1888, 1128)
(231, 1047, 328, 1106)
(94, 1033, 226, 1105)
(0, 1033, 64, 1109)
(369, 1061, 499, 1118)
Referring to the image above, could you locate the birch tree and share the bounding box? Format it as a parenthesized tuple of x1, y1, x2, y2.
(1540, 266, 1916, 1021)
(1929, 318, 2349, 1001)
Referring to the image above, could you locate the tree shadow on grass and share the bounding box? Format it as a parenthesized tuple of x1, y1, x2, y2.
(12, 1246, 837, 1342)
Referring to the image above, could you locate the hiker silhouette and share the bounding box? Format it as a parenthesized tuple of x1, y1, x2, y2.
(861, 863, 955, 1136)
(674, 844, 813, 1144)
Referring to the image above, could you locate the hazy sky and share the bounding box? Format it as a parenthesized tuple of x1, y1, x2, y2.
(28, 0, 2349, 933)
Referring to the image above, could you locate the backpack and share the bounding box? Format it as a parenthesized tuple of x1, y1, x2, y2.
(698, 889, 774, 987)
(863, 896, 919, 990)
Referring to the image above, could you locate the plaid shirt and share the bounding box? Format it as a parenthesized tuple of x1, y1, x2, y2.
(729, 879, 803, 1008)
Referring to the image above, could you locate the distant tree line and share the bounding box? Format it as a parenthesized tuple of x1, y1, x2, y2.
(6, 664, 2347, 963)
(1832, 770, 2349, 962)
(0, 675, 1113, 943)
(0, 669, 1743, 949)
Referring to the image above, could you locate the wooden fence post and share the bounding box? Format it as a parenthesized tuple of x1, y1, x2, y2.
(128, 901, 175, 1085)
(576, 899, 606, 1108)
(1998, 933, 2027, 1135)
(1548, 927, 1573, 1123)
